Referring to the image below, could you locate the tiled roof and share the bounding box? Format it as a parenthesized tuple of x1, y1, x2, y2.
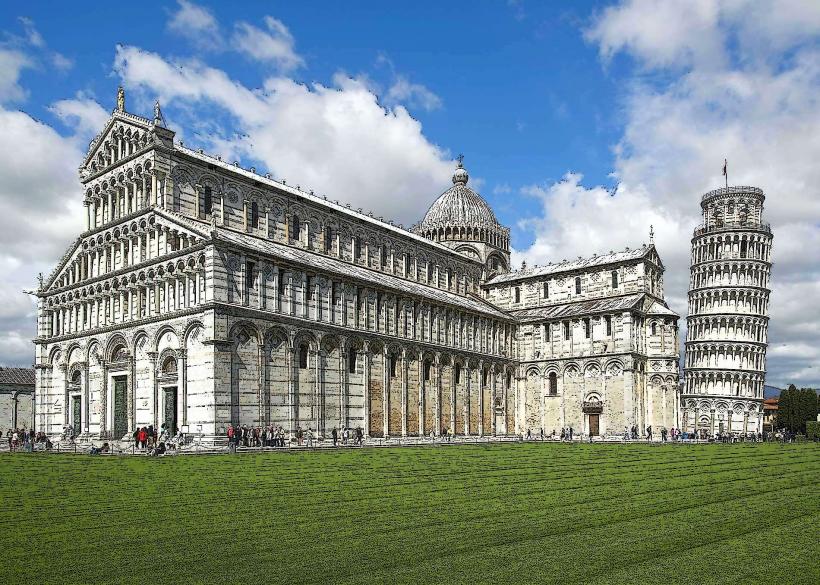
(487, 246, 655, 285)
(0, 367, 35, 386)
(213, 228, 513, 321)
(644, 299, 680, 317)
(508, 294, 645, 322)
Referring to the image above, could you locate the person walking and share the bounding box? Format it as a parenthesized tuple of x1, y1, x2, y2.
(332, 427, 338, 447)
(569, 427, 574, 441)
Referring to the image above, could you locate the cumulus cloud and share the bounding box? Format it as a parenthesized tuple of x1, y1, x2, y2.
(0, 49, 32, 104)
(386, 76, 443, 111)
(113, 45, 453, 225)
(231, 16, 304, 71)
(517, 0, 820, 387)
(167, 0, 222, 49)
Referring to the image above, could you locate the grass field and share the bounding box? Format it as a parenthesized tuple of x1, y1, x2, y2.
(1, 443, 818, 584)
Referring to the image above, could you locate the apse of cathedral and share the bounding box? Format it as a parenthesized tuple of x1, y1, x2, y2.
(33, 90, 681, 443)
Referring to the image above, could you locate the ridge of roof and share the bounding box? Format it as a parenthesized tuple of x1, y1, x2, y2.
(212, 227, 513, 321)
(487, 245, 658, 285)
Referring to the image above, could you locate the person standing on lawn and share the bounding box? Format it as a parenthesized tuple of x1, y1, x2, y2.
(332, 427, 338, 447)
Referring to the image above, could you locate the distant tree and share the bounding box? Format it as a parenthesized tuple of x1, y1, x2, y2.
(776, 385, 798, 432)
(779, 386, 820, 433)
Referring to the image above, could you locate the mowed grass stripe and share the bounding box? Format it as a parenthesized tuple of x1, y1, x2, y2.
(0, 443, 816, 584)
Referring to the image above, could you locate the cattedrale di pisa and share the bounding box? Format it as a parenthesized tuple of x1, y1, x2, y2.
(682, 186, 773, 435)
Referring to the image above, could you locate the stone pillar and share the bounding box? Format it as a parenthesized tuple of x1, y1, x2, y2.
(383, 347, 389, 438)
(257, 343, 264, 427)
(287, 345, 296, 437)
(417, 352, 424, 437)
(464, 366, 471, 436)
(435, 356, 442, 435)
(401, 350, 408, 437)
(363, 343, 371, 437)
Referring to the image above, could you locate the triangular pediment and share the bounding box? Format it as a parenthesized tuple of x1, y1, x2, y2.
(43, 238, 83, 293)
(82, 111, 154, 175)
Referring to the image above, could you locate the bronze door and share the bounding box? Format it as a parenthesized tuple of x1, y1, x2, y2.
(589, 414, 600, 437)
(113, 377, 128, 438)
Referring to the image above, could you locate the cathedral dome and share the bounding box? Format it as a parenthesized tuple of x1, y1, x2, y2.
(416, 159, 501, 232)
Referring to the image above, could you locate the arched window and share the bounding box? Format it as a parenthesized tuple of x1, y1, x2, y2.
(423, 361, 431, 381)
(427, 262, 434, 282)
(162, 356, 177, 374)
(564, 321, 570, 340)
(250, 201, 259, 228)
(454, 364, 461, 384)
(348, 346, 357, 374)
(447, 269, 452, 289)
(549, 372, 557, 396)
(514, 287, 521, 303)
(70, 370, 81, 386)
(292, 215, 301, 241)
(389, 355, 398, 378)
(543, 281, 549, 298)
(381, 244, 388, 267)
(298, 344, 309, 369)
(575, 277, 582, 295)
(404, 255, 411, 276)
(651, 322, 657, 335)
(611, 270, 618, 288)
(354, 236, 362, 260)
(202, 186, 212, 216)
(605, 315, 612, 336)
(543, 322, 550, 342)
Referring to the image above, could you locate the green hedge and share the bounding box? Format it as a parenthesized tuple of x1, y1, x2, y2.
(807, 421, 820, 440)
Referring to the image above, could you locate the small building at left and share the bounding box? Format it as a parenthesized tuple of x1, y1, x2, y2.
(0, 367, 35, 431)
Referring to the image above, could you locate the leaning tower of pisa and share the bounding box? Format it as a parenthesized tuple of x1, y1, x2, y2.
(683, 186, 773, 436)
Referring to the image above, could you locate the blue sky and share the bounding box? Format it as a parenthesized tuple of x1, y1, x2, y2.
(1, 1, 819, 387)
(2, 0, 625, 250)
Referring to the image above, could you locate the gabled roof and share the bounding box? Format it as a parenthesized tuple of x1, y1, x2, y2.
(82, 110, 153, 169)
(0, 367, 35, 386)
(644, 298, 679, 317)
(486, 244, 663, 285)
(212, 227, 512, 320)
(509, 294, 645, 322)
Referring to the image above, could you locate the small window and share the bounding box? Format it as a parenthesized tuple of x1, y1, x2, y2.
(424, 361, 432, 381)
(454, 364, 461, 384)
(278, 273, 285, 295)
(250, 202, 259, 228)
(389, 355, 398, 378)
(427, 263, 434, 282)
(492, 257, 499, 270)
(348, 347, 357, 374)
(611, 270, 618, 288)
(246, 261, 255, 291)
(544, 322, 550, 342)
(564, 321, 570, 340)
(605, 315, 612, 336)
(740, 240, 747, 258)
(651, 322, 657, 335)
(575, 277, 582, 295)
(324, 226, 333, 253)
(584, 318, 591, 339)
(549, 372, 557, 396)
(354, 237, 362, 260)
(381, 245, 388, 267)
(404, 255, 411, 276)
(162, 356, 177, 374)
(543, 281, 549, 298)
(292, 215, 301, 241)
(514, 287, 521, 303)
(203, 186, 212, 215)
(298, 344, 309, 369)
(447, 269, 452, 289)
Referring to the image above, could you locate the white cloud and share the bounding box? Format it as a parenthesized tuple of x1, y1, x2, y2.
(0, 49, 32, 104)
(517, 0, 820, 387)
(231, 16, 304, 71)
(386, 76, 442, 111)
(167, 0, 222, 49)
(114, 45, 453, 226)
(18, 16, 44, 48)
(51, 52, 73, 72)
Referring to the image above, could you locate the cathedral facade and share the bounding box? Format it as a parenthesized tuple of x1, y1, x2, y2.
(33, 93, 679, 443)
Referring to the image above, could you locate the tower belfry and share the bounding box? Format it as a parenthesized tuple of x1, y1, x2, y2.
(682, 185, 773, 436)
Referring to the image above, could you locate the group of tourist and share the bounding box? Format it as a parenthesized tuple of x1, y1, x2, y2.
(5, 428, 50, 451)
(226, 424, 366, 449)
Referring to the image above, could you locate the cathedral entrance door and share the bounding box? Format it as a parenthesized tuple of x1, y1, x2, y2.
(588, 414, 600, 437)
(113, 376, 128, 439)
(163, 387, 178, 435)
(71, 396, 81, 437)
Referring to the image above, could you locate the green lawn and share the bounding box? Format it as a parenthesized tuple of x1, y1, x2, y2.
(1, 443, 818, 584)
